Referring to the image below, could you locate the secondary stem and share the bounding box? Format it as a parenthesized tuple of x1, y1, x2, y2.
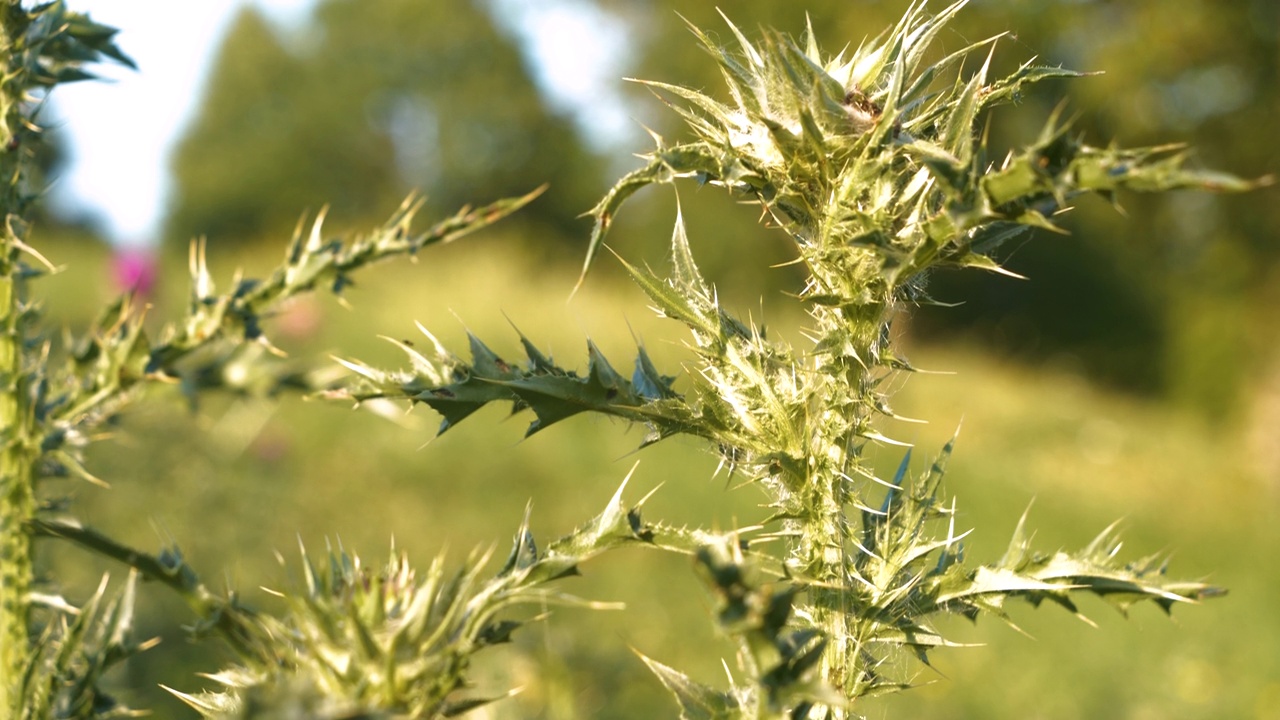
(0, 2, 35, 710)
(0, 253, 31, 716)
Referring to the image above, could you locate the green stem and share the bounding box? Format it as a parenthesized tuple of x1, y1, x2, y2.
(792, 294, 890, 708)
(1, 3, 35, 711)
(29, 519, 265, 660)
(0, 257, 31, 716)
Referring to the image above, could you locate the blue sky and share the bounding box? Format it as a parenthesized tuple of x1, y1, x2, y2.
(48, 0, 633, 246)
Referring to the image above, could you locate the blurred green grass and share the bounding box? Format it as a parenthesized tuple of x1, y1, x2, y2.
(31, 225, 1280, 719)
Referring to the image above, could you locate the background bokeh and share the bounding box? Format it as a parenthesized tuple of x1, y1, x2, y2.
(32, 0, 1279, 717)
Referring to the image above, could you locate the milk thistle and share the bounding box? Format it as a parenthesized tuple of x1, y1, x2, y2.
(339, 2, 1255, 715)
(0, 1, 1260, 718)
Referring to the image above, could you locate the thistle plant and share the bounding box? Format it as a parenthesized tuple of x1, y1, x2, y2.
(0, 1, 1262, 718)
(0, 3, 550, 716)
(1, 4, 138, 714)
(341, 2, 1258, 716)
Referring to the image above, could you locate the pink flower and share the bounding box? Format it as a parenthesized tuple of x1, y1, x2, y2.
(112, 247, 157, 298)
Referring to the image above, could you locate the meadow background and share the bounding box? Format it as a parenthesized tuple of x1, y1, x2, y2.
(31, 0, 1279, 717)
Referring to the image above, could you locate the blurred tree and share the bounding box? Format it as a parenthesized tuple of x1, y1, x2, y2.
(596, 0, 1277, 414)
(165, 1, 604, 258)
(912, 0, 1279, 417)
(164, 7, 317, 247)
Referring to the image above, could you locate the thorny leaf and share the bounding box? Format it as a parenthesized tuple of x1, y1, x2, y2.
(153, 479, 727, 719)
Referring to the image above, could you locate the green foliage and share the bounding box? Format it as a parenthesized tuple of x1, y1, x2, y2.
(159, 482, 696, 719)
(606, 0, 1278, 410)
(0, 3, 536, 705)
(0, 2, 1263, 719)
(43, 190, 540, 489)
(330, 3, 1252, 716)
(1, 2, 136, 714)
(17, 573, 148, 720)
(164, 1, 603, 253)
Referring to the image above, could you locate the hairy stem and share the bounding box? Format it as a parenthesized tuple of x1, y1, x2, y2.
(0, 2, 33, 710)
(0, 230, 31, 716)
(808, 302, 885, 703)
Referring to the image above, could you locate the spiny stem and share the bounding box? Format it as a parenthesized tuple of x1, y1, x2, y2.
(0, 231, 31, 717)
(0, 2, 34, 710)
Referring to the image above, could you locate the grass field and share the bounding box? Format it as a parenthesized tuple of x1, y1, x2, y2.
(31, 224, 1280, 719)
